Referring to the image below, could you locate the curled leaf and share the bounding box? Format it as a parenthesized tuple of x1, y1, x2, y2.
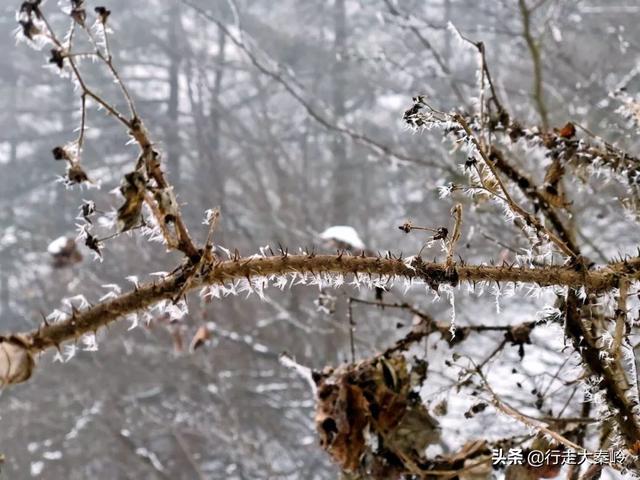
(189, 325, 212, 352)
(555, 121, 576, 139)
(49, 48, 64, 69)
(117, 171, 146, 232)
(83, 228, 102, 258)
(0, 336, 35, 387)
(52, 146, 70, 161)
(315, 355, 440, 478)
(154, 187, 178, 224)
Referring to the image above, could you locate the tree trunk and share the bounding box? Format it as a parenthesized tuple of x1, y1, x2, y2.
(331, 0, 349, 225)
(166, 3, 182, 185)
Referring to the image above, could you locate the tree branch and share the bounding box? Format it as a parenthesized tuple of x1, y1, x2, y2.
(1, 254, 636, 358)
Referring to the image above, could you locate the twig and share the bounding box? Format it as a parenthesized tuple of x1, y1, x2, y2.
(519, 0, 549, 130)
(279, 352, 317, 396)
(347, 298, 356, 362)
(13, 254, 640, 357)
(472, 359, 588, 453)
(454, 114, 575, 257)
(612, 277, 629, 360)
(33, 4, 199, 259)
(446, 204, 462, 268)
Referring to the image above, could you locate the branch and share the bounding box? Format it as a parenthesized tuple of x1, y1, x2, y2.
(445, 203, 463, 268)
(27, 3, 200, 259)
(0, 254, 637, 386)
(454, 114, 576, 257)
(488, 145, 580, 256)
(562, 288, 640, 448)
(519, 0, 549, 129)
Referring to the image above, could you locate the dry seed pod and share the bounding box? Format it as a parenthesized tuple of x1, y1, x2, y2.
(66, 163, 89, 185)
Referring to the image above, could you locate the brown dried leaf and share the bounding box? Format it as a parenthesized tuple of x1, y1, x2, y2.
(555, 122, 576, 139)
(0, 336, 35, 387)
(314, 355, 440, 477)
(315, 378, 369, 472)
(189, 325, 212, 352)
(117, 171, 146, 232)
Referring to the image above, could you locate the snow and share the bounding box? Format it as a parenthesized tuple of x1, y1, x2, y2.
(47, 236, 70, 255)
(30, 461, 44, 476)
(319, 225, 366, 250)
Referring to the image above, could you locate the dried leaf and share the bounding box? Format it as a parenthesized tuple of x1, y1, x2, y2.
(49, 48, 64, 69)
(315, 379, 369, 472)
(189, 325, 212, 352)
(314, 355, 440, 477)
(117, 171, 146, 232)
(154, 187, 178, 224)
(48, 236, 82, 268)
(84, 229, 102, 258)
(555, 122, 576, 139)
(0, 336, 35, 387)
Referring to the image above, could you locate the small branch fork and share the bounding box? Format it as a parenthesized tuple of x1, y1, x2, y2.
(445, 204, 462, 269)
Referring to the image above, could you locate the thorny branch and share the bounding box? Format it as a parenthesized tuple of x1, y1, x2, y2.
(4, 253, 640, 361)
